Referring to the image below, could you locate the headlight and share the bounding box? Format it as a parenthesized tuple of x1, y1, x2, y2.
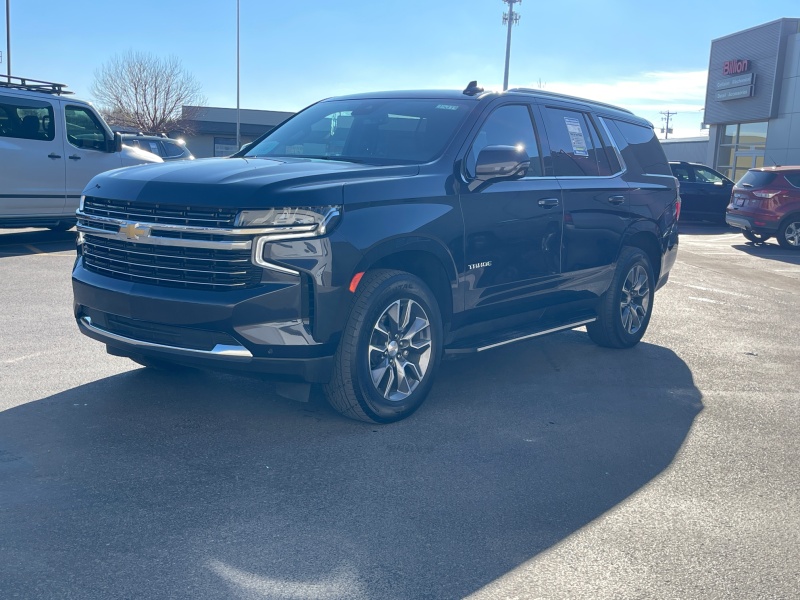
(79, 195, 85, 212)
(236, 205, 341, 230)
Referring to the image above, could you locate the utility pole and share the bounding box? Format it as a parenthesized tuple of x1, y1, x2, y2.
(660, 110, 677, 139)
(502, 0, 521, 91)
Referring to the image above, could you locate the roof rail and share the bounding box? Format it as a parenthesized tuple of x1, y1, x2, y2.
(506, 88, 633, 114)
(0, 75, 73, 95)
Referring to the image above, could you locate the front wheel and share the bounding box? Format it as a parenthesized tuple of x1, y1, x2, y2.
(743, 230, 771, 244)
(777, 217, 800, 250)
(587, 247, 654, 349)
(324, 269, 443, 423)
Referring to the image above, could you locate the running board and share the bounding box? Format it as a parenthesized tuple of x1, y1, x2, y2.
(444, 317, 596, 355)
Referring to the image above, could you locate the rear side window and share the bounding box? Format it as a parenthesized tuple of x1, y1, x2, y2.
(540, 106, 611, 177)
(0, 94, 55, 141)
(606, 119, 671, 176)
(736, 170, 776, 188)
(671, 163, 692, 182)
(785, 173, 800, 189)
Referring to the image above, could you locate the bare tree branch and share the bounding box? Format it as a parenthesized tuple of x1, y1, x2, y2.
(91, 51, 205, 134)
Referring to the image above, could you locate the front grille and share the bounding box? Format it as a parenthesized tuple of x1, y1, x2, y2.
(82, 196, 238, 228)
(82, 235, 262, 290)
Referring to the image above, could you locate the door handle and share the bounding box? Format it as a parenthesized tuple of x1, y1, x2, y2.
(608, 195, 625, 205)
(47, 153, 62, 159)
(538, 197, 560, 208)
(68, 155, 82, 160)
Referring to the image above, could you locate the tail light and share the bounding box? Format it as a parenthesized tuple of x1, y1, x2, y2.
(675, 197, 682, 221)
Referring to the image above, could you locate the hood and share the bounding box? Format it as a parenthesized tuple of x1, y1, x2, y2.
(84, 156, 420, 208)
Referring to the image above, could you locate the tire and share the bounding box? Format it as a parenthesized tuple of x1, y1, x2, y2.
(47, 221, 75, 232)
(324, 269, 443, 423)
(587, 247, 654, 349)
(777, 216, 800, 250)
(743, 230, 771, 244)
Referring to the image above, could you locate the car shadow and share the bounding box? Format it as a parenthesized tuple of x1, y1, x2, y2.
(678, 221, 734, 235)
(0, 332, 702, 599)
(732, 241, 800, 265)
(0, 228, 76, 257)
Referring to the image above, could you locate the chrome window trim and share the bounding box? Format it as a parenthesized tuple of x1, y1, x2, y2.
(79, 316, 253, 358)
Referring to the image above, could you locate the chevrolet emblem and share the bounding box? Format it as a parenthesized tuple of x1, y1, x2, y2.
(120, 223, 150, 240)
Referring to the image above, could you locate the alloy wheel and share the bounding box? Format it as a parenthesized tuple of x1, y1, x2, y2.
(784, 222, 800, 247)
(619, 265, 651, 335)
(368, 299, 432, 401)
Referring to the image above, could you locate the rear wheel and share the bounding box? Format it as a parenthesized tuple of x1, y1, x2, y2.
(587, 247, 654, 349)
(324, 269, 442, 423)
(777, 217, 800, 250)
(47, 221, 75, 232)
(743, 230, 771, 244)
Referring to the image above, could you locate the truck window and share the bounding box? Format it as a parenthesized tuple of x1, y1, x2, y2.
(466, 104, 542, 177)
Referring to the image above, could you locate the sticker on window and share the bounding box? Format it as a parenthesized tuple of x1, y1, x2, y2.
(564, 117, 589, 157)
(436, 104, 460, 110)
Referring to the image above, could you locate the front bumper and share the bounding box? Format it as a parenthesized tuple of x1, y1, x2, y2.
(72, 261, 337, 383)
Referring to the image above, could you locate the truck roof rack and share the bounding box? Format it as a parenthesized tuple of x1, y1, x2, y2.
(0, 76, 73, 95)
(506, 87, 633, 114)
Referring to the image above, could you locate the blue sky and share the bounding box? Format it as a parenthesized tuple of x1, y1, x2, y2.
(2, 1, 798, 139)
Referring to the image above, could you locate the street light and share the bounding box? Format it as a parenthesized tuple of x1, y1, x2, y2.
(236, 0, 240, 149)
(502, 0, 521, 91)
(5, 0, 10, 80)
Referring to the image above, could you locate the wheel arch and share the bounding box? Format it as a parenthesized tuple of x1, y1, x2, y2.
(620, 223, 663, 283)
(353, 237, 457, 328)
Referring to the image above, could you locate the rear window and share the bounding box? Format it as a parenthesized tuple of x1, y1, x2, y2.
(736, 171, 776, 188)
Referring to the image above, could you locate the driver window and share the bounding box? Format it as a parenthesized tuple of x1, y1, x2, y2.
(466, 104, 542, 178)
(694, 166, 724, 184)
(65, 105, 108, 151)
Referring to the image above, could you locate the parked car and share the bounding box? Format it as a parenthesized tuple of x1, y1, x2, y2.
(121, 133, 194, 161)
(669, 161, 734, 223)
(0, 76, 163, 231)
(726, 166, 800, 248)
(72, 82, 680, 423)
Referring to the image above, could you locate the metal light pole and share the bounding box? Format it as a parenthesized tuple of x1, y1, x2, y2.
(236, 0, 241, 149)
(502, 0, 521, 91)
(5, 0, 10, 80)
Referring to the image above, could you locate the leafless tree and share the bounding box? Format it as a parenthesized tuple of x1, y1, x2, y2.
(91, 51, 205, 133)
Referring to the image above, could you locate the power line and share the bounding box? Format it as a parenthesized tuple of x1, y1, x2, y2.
(502, 0, 521, 91)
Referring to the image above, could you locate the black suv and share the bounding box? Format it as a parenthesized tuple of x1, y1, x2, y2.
(72, 84, 680, 423)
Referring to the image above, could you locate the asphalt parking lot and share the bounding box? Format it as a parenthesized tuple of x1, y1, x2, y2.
(1, 224, 798, 600)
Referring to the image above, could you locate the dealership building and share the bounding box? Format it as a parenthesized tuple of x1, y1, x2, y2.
(683, 17, 800, 180)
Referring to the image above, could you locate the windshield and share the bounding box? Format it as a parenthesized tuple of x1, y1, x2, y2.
(244, 98, 473, 164)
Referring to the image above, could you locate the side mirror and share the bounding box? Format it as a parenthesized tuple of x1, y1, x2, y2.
(469, 145, 530, 191)
(112, 132, 122, 153)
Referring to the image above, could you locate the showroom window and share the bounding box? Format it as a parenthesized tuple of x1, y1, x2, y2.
(716, 122, 767, 182)
(214, 137, 238, 157)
